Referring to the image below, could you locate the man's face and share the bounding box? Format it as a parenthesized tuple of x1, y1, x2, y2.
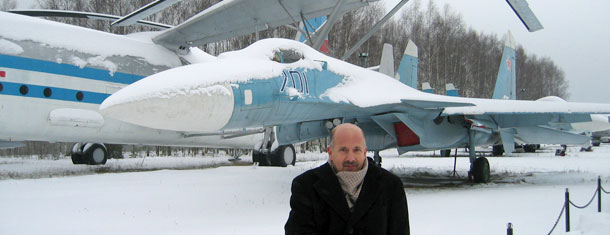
(328, 125, 367, 172)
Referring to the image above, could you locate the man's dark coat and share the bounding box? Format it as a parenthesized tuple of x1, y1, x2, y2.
(285, 158, 410, 235)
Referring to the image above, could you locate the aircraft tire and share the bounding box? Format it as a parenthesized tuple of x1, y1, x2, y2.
(472, 157, 490, 183)
(71, 153, 84, 164)
(440, 149, 451, 157)
(523, 144, 537, 153)
(492, 145, 504, 156)
(252, 151, 270, 166)
(272, 145, 296, 167)
(86, 144, 107, 165)
(592, 141, 601, 147)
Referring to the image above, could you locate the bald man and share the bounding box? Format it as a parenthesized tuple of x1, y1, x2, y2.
(285, 123, 410, 235)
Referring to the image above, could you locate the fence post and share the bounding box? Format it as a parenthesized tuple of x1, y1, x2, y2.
(507, 222, 513, 235)
(565, 188, 570, 232)
(599, 176, 602, 213)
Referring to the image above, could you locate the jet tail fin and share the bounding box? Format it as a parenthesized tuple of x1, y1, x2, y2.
(422, 82, 434, 94)
(296, 16, 329, 54)
(378, 43, 395, 77)
(445, 83, 459, 97)
(395, 39, 418, 88)
(492, 31, 517, 100)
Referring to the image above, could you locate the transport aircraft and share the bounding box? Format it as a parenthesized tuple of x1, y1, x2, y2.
(99, 37, 610, 183)
(0, 0, 381, 166)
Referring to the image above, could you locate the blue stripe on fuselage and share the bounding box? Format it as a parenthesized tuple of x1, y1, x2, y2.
(0, 81, 109, 104)
(0, 54, 145, 84)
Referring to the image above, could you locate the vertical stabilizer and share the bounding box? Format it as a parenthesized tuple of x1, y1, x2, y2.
(492, 31, 517, 100)
(378, 43, 395, 77)
(422, 82, 434, 94)
(295, 16, 329, 54)
(395, 39, 418, 88)
(445, 83, 459, 96)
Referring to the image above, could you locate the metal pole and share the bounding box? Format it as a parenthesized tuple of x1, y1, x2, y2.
(507, 222, 513, 235)
(340, 0, 410, 60)
(565, 188, 570, 232)
(599, 176, 602, 213)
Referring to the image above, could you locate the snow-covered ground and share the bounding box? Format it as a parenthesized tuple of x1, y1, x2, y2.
(1, 145, 610, 234)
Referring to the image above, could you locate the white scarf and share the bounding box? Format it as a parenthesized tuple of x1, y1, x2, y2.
(334, 159, 369, 210)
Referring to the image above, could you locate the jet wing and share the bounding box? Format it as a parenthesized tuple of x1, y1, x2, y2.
(441, 98, 610, 116)
(152, 0, 378, 52)
(506, 0, 544, 32)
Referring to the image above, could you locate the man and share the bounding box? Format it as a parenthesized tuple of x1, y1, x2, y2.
(285, 123, 410, 235)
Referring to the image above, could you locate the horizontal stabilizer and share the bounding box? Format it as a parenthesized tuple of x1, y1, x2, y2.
(421, 82, 434, 94)
(445, 83, 459, 97)
(505, 0, 544, 32)
(9, 9, 171, 29)
(515, 126, 590, 145)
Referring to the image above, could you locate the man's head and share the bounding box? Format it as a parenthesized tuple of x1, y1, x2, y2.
(328, 123, 367, 172)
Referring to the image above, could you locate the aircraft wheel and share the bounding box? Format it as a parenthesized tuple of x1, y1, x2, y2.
(471, 157, 490, 183)
(71, 153, 85, 164)
(440, 149, 451, 157)
(272, 145, 296, 167)
(592, 141, 601, 147)
(492, 145, 504, 156)
(523, 144, 537, 153)
(86, 144, 107, 165)
(252, 151, 270, 166)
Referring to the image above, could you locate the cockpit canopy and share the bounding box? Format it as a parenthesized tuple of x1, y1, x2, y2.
(272, 49, 304, 64)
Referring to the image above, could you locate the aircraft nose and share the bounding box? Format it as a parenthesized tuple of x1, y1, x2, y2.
(100, 82, 234, 132)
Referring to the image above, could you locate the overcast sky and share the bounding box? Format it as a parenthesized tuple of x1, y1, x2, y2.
(384, 0, 610, 103)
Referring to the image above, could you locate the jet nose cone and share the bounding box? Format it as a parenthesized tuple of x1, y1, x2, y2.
(100, 82, 234, 132)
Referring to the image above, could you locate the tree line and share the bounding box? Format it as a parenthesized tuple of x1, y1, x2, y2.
(0, 0, 568, 157)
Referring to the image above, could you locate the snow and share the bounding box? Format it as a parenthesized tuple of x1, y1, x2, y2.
(0, 12, 182, 68)
(1, 145, 610, 234)
(0, 38, 24, 55)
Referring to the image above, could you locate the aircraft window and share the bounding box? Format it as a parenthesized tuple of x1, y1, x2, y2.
(43, 88, 52, 97)
(272, 49, 304, 63)
(19, 85, 28, 95)
(76, 91, 84, 101)
(0, 83, 3, 92)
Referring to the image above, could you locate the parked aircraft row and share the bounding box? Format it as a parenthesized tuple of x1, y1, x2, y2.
(1, 0, 603, 183)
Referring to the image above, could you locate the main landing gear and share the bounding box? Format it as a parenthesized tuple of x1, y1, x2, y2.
(467, 129, 490, 183)
(252, 127, 296, 167)
(71, 143, 108, 165)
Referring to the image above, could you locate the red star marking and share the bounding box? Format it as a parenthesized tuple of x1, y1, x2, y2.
(0, 71, 5, 78)
(506, 59, 512, 71)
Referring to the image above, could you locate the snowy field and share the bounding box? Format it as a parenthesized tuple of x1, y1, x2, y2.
(1, 145, 610, 234)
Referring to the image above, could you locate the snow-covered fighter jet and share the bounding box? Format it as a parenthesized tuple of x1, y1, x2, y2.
(100, 38, 610, 182)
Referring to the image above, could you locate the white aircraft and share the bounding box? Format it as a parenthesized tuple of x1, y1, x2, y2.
(0, 0, 380, 165)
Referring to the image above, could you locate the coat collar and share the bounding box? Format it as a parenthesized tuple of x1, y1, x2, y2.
(312, 158, 384, 223)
